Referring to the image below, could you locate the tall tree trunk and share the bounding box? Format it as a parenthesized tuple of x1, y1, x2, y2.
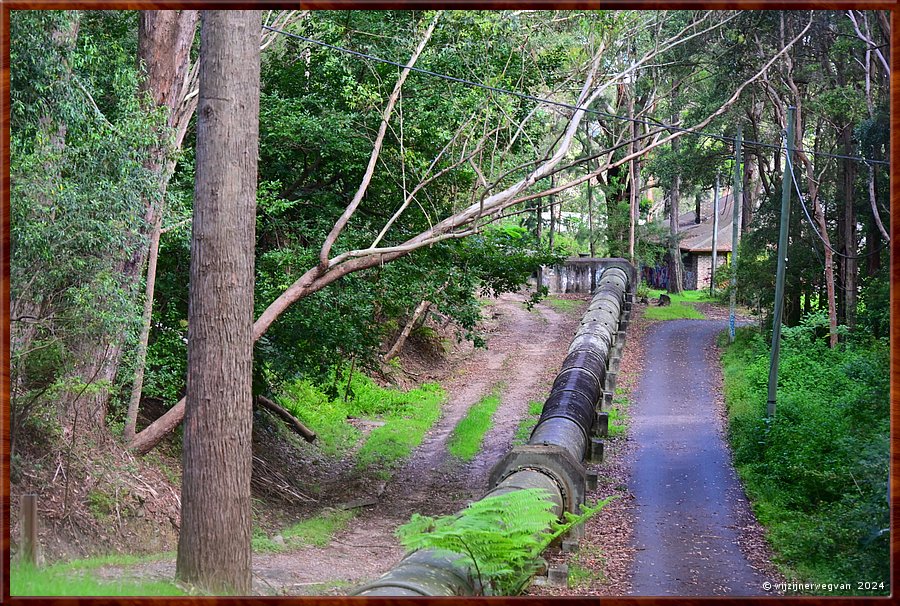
(627, 83, 637, 262)
(667, 175, 684, 294)
(667, 123, 684, 294)
(175, 10, 261, 595)
(383, 299, 431, 363)
(840, 126, 857, 329)
(548, 174, 556, 250)
(867, 220, 882, 277)
(123, 10, 201, 441)
(584, 121, 595, 257)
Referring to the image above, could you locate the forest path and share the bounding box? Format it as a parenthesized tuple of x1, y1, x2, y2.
(626, 319, 770, 596)
(92, 291, 587, 595)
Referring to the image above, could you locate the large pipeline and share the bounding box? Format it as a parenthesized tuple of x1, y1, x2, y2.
(352, 263, 633, 596)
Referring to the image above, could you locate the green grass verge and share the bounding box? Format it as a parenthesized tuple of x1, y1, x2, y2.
(278, 372, 446, 474)
(643, 288, 708, 320)
(721, 326, 889, 595)
(10, 562, 186, 596)
(513, 400, 544, 446)
(253, 508, 355, 553)
(543, 296, 582, 314)
(447, 384, 504, 461)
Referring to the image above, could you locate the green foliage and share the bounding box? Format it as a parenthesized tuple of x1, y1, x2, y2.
(567, 545, 606, 589)
(858, 266, 889, 340)
(722, 324, 888, 593)
(355, 385, 443, 473)
(635, 280, 651, 300)
(396, 488, 615, 595)
(448, 385, 503, 461)
(253, 509, 355, 553)
(10, 562, 186, 596)
(543, 297, 582, 314)
(279, 379, 361, 457)
(283, 509, 355, 547)
(10, 10, 167, 440)
(87, 489, 115, 520)
(277, 370, 445, 471)
(607, 393, 630, 438)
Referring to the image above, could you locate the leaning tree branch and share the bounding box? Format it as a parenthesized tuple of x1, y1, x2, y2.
(318, 12, 441, 267)
(127, 11, 774, 455)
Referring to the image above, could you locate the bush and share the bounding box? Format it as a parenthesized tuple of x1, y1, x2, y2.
(721, 323, 889, 593)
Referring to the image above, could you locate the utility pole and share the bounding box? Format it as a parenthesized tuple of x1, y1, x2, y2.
(729, 127, 743, 342)
(584, 119, 595, 257)
(710, 172, 720, 297)
(766, 107, 794, 419)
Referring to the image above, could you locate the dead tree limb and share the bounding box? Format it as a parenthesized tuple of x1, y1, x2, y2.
(257, 396, 316, 443)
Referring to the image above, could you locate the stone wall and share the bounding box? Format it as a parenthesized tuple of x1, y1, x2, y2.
(538, 257, 637, 295)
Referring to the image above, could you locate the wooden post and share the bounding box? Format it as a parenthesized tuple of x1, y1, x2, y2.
(20, 494, 39, 566)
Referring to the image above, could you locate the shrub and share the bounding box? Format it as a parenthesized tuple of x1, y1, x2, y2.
(721, 322, 889, 593)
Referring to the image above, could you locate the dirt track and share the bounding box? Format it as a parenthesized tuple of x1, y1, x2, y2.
(93, 292, 587, 595)
(626, 319, 771, 596)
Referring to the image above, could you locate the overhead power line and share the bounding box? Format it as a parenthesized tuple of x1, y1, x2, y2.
(262, 24, 890, 167)
(785, 149, 888, 261)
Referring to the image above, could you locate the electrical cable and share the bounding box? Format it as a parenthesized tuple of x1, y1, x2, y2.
(785, 146, 889, 261)
(261, 24, 890, 168)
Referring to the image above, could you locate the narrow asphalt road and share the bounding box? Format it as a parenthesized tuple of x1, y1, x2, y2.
(627, 319, 768, 596)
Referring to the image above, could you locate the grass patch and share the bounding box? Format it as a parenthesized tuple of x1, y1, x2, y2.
(543, 296, 582, 314)
(447, 384, 504, 461)
(607, 392, 630, 437)
(721, 323, 889, 594)
(59, 552, 175, 571)
(643, 288, 708, 320)
(567, 545, 607, 589)
(355, 382, 444, 472)
(253, 509, 356, 553)
(278, 371, 446, 473)
(513, 400, 544, 446)
(11, 562, 186, 596)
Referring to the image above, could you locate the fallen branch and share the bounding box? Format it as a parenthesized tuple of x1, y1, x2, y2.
(257, 395, 316, 443)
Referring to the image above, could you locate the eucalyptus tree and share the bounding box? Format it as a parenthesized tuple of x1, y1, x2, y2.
(175, 10, 260, 595)
(10, 10, 161, 449)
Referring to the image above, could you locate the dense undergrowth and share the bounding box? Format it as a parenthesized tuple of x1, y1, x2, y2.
(721, 318, 889, 595)
(276, 368, 445, 476)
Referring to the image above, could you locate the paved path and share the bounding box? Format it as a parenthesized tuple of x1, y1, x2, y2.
(627, 319, 767, 596)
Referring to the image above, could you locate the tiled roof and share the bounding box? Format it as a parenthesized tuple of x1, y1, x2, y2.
(677, 192, 735, 253)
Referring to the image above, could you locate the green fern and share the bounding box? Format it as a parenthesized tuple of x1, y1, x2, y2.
(396, 488, 616, 595)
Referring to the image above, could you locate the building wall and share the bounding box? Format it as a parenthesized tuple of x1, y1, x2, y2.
(694, 253, 729, 290)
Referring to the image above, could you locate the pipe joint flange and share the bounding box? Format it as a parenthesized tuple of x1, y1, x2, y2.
(487, 444, 587, 515)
